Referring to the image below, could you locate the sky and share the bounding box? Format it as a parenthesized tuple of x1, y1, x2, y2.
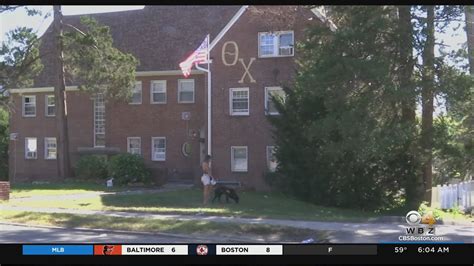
(0, 6, 145, 42)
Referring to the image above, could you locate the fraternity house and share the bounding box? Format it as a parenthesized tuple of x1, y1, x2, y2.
(8, 6, 327, 190)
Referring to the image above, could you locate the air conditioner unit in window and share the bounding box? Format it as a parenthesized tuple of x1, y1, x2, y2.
(279, 46, 293, 56)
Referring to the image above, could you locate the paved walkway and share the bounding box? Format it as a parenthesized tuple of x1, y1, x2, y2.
(2, 205, 472, 243)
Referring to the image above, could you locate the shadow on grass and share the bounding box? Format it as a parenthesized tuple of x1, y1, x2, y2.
(4, 211, 330, 242)
(99, 188, 380, 222)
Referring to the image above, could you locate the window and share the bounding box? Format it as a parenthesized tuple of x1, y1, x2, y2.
(267, 146, 277, 172)
(127, 137, 141, 155)
(258, 31, 294, 57)
(22, 95, 36, 117)
(130, 81, 142, 104)
(231, 146, 248, 172)
(45, 95, 56, 116)
(265, 87, 285, 115)
(44, 137, 57, 160)
(150, 80, 167, 104)
(230, 88, 249, 116)
(178, 79, 195, 103)
(94, 93, 105, 147)
(25, 137, 37, 159)
(152, 137, 166, 161)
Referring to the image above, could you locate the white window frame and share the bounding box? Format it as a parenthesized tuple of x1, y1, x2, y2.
(266, 146, 277, 172)
(22, 95, 36, 117)
(45, 95, 56, 117)
(151, 137, 166, 161)
(258, 31, 294, 58)
(178, 79, 195, 103)
(229, 87, 250, 116)
(25, 137, 37, 159)
(127, 137, 141, 155)
(93, 93, 105, 148)
(44, 137, 57, 160)
(150, 80, 167, 104)
(265, 86, 285, 115)
(129, 81, 142, 105)
(231, 146, 248, 172)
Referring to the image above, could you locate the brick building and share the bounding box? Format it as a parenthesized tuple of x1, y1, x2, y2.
(8, 5, 326, 190)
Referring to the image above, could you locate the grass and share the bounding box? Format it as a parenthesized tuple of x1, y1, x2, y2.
(4, 187, 380, 222)
(10, 180, 138, 198)
(0, 210, 328, 242)
(5, 182, 471, 223)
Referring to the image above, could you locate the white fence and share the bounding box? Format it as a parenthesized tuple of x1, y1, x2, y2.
(431, 180, 474, 210)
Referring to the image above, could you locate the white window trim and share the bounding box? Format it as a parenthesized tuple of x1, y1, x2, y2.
(229, 87, 250, 116)
(151, 137, 166, 161)
(231, 146, 248, 172)
(265, 86, 284, 115)
(22, 95, 36, 117)
(44, 137, 57, 160)
(177, 79, 195, 103)
(258, 31, 295, 58)
(25, 137, 37, 159)
(127, 137, 141, 155)
(129, 81, 143, 105)
(266, 145, 277, 172)
(45, 95, 55, 117)
(150, 80, 167, 104)
(93, 93, 105, 148)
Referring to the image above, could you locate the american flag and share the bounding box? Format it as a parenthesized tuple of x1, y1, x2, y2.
(179, 35, 209, 77)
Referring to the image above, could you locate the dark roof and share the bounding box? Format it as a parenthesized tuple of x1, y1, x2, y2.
(34, 5, 241, 87)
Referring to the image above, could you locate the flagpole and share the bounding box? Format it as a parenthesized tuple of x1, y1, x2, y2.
(206, 34, 212, 157)
(194, 34, 212, 157)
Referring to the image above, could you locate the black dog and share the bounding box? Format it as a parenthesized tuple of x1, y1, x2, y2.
(212, 185, 239, 204)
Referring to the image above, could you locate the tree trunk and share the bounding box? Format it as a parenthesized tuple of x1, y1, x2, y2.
(466, 6, 474, 75)
(398, 5, 422, 209)
(53, 6, 71, 178)
(421, 6, 435, 203)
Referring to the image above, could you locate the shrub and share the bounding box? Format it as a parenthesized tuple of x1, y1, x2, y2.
(107, 153, 151, 185)
(75, 155, 108, 180)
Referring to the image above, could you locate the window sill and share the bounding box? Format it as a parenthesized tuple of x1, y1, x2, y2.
(232, 169, 248, 173)
(25, 158, 37, 160)
(266, 112, 281, 116)
(258, 54, 294, 59)
(22, 115, 36, 118)
(150, 102, 167, 105)
(128, 102, 142, 105)
(45, 158, 57, 160)
(178, 102, 195, 104)
(230, 113, 249, 116)
(152, 159, 166, 162)
(45, 115, 56, 117)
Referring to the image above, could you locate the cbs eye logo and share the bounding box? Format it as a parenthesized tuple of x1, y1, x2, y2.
(406, 210, 422, 226)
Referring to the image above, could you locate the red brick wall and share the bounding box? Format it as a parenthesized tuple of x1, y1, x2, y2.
(209, 6, 319, 190)
(9, 74, 206, 183)
(106, 74, 206, 182)
(9, 90, 94, 182)
(0, 181, 10, 200)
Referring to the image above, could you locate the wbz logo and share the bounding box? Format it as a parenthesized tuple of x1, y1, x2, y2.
(405, 210, 436, 235)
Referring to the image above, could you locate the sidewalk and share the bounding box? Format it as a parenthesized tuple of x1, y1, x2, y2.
(2, 205, 472, 243)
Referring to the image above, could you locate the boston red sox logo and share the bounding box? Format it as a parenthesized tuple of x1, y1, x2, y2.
(196, 245, 208, 255)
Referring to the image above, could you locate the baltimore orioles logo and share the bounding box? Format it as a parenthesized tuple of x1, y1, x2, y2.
(103, 245, 115, 255)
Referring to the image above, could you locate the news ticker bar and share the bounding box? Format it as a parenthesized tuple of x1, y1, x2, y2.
(22, 244, 377, 256)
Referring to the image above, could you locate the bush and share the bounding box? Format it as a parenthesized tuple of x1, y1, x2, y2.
(107, 153, 151, 185)
(75, 155, 108, 179)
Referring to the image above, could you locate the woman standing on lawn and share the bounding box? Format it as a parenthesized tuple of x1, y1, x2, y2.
(201, 155, 215, 205)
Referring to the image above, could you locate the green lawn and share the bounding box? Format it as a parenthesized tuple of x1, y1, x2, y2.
(5, 186, 380, 222)
(5, 183, 471, 223)
(0, 210, 328, 242)
(10, 181, 131, 198)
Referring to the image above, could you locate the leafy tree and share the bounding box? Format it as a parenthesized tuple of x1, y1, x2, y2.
(1, 5, 139, 178)
(268, 5, 472, 210)
(0, 108, 8, 180)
